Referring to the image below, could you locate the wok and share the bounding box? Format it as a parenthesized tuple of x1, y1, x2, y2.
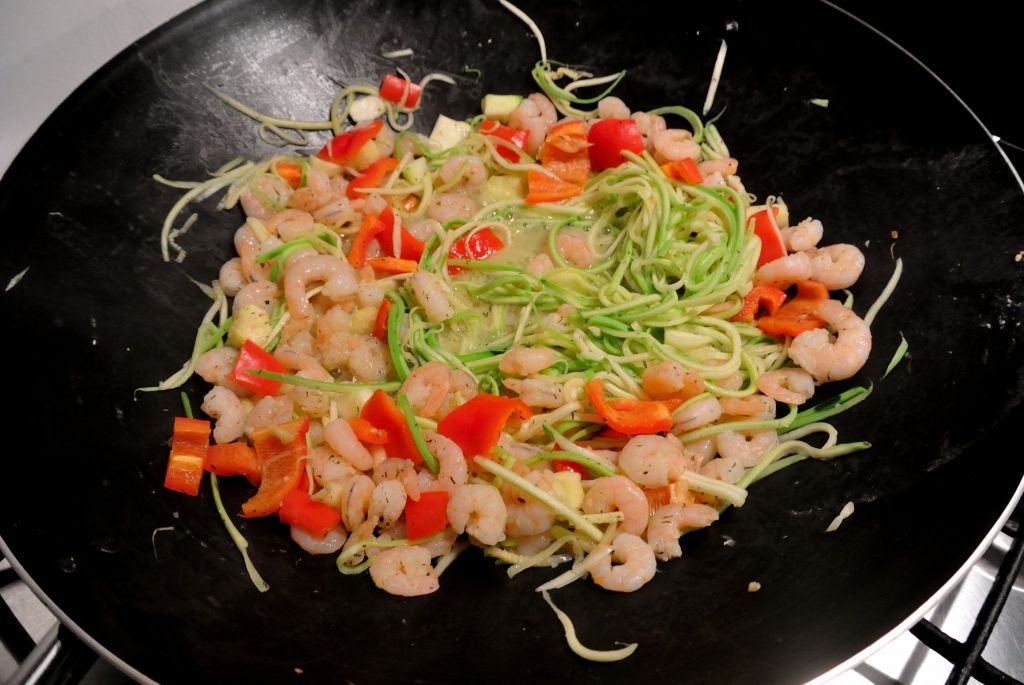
(1, 0, 1023, 683)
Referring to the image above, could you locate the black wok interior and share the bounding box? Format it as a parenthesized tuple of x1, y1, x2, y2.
(1, 1, 1023, 683)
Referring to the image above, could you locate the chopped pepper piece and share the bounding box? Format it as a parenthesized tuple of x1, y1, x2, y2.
(751, 206, 786, 268)
(730, 286, 788, 324)
(447, 227, 505, 275)
(585, 379, 674, 435)
(317, 120, 383, 165)
(205, 442, 261, 486)
(437, 394, 531, 460)
(241, 418, 310, 518)
(346, 157, 400, 199)
(757, 280, 830, 338)
(360, 389, 422, 464)
(479, 120, 530, 162)
(228, 340, 288, 397)
(278, 489, 343, 538)
(379, 74, 422, 108)
(348, 416, 388, 444)
(526, 170, 583, 204)
(405, 490, 450, 540)
(165, 417, 211, 496)
(541, 120, 591, 185)
(588, 118, 644, 171)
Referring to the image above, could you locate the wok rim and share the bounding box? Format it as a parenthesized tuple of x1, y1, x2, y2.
(1, 0, 1022, 682)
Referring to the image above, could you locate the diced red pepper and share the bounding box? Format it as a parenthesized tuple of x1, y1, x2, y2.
(349, 416, 389, 444)
(526, 169, 583, 204)
(375, 206, 426, 262)
(436, 394, 531, 461)
(275, 161, 303, 190)
(730, 286, 788, 324)
(360, 390, 422, 464)
(379, 74, 422, 108)
(586, 379, 673, 435)
(241, 418, 310, 518)
(347, 157, 400, 200)
(204, 442, 261, 486)
(757, 280, 830, 338)
(348, 213, 387, 269)
(227, 339, 288, 397)
(404, 490, 450, 540)
(447, 228, 505, 275)
(368, 257, 418, 274)
(644, 486, 672, 516)
(660, 158, 704, 185)
(479, 120, 530, 162)
(278, 489, 343, 538)
(541, 120, 591, 185)
(751, 206, 787, 268)
(317, 120, 384, 165)
(164, 417, 210, 496)
(553, 459, 592, 480)
(587, 118, 644, 171)
(373, 299, 392, 341)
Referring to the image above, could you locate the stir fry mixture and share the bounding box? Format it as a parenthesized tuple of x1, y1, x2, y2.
(148, 1, 888, 660)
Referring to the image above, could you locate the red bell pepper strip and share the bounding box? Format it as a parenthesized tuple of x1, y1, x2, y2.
(587, 118, 644, 171)
(447, 228, 505, 275)
(368, 257, 418, 274)
(553, 459, 592, 480)
(660, 158, 704, 185)
(379, 74, 422, 108)
(227, 339, 288, 397)
(585, 379, 673, 435)
(317, 120, 384, 165)
(756, 280, 830, 338)
(348, 213, 387, 269)
(751, 206, 786, 268)
(348, 416, 388, 444)
(347, 157, 400, 200)
(541, 120, 591, 185)
(405, 490, 450, 540)
(436, 393, 531, 460)
(277, 489, 343, 538)
(730, 286, 788, 324)
(360, 389, 422, 464)
(275, 161, 303, 189)
(526, 170, 583, 204)
(204, 442, 261, 486)
(479, 120, 529, 162)
(241, 418, 310, 517)
(375, 206, 426, 262)
(164, 417, 210, 496)
(373, 299, 392, 341)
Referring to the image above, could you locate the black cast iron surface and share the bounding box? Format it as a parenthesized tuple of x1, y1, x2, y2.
(1, 1, 1023, 683)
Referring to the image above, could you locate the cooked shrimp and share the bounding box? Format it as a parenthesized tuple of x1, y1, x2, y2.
(807, 244, 866, 289)
(406, 219, 441, 242)
(233, 225, 270, 283)
(313, 196, 359, 229)
(446, 484, 507, 546)
(508, 93, 558, 156)
(340, 474, 375, 531)
(439, 155, 488, 189)
(501, 471, 557, 537)
(435, 370, 480, 419)
(291, 525, 348, 555)
(289, 168, 339, 214)
(699, 455, 745, 484)
(556, 229, 593, 268)
(358, 281, 385, 309)
(421, 431, 468, 493)
(427, 192, 476, 224)
(697, 157, 739, 177)
(368, 480, 407, 528)
(596, 96, 630, 119)
(757, 368, 815, 405)
(232, 281, 279, 318)
(369, 545, 439, 597)
(195, 347, 248, 396)
(201, 386, 246, 444)
(642, 361, 705, 401)
(273, 345, 332, 381)
(372, 458, 421, 501)
(755, 252, 813, 290)
(374, 124, 396, 158)
(289, 370, 330, 418)
(411, 270, 454, 323)
(418, 527, 458, 558)
(502, 379, 564, 408)
(673, 397, 723, 433)
(264, 209, 314, 241)
(683, 436, 718, 470)
(240, 176, 291, 219)
(284, 247, 319, 270)
(590, 533, 657, 592)
(310, 445, 357, 487)
(789, 299, 872, 383)
(284, 254, 359, 319)
(781, 217, 823, 253)
(646, 503, 719, 561)
(719, 394, 776, 420)
(347, 336, 392, 382)
(218, 258, 247, 297)
(526, 253, 555, 276)
(324, 417, 374, 471)
(401, 361, 452, 418)
(618, 435, 689, 488)
(582, 476, 649, 536)
(244, 396, 294, 436)
(341, 517, 378, 566)
(651, 129, 701, 164)
(716, 430, 778, 467)
(499, 347, 555, 376)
